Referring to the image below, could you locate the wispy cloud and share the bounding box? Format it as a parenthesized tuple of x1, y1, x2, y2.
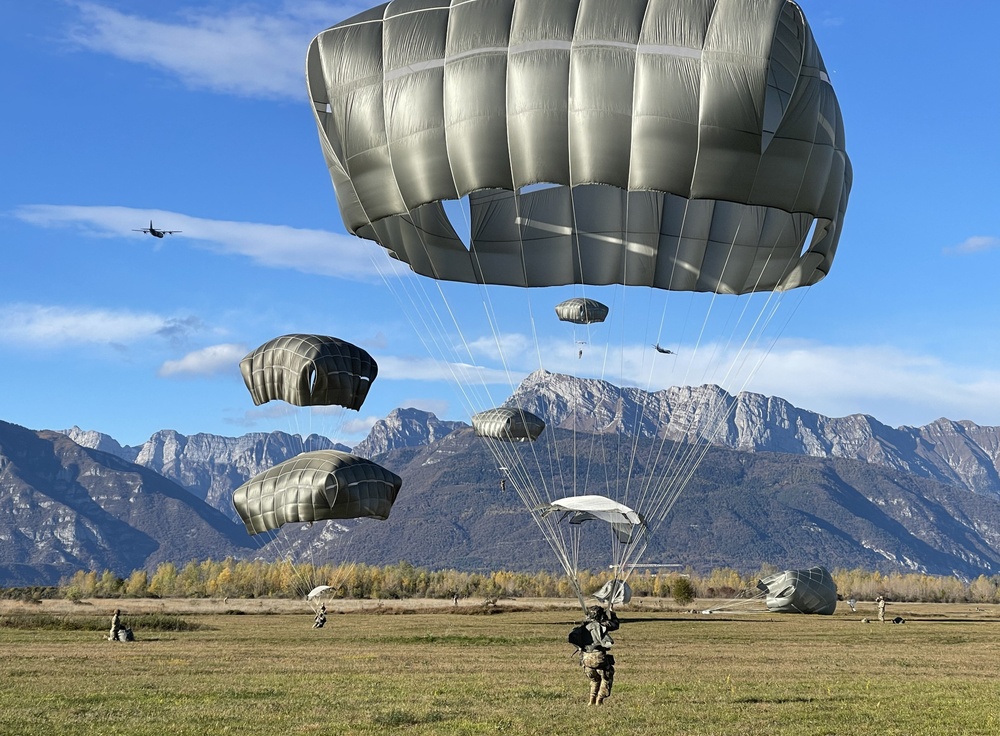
(159, 343, 248, 377)
(944, 235, 1000, 255)
(223, 402, 376, 444)
(383, 329, 1000, 429)
(375, 355, 514, 385)
(742, 341, 1000, 428)
(0, 303, 193, 347)
(12, 204, 406, 281)
(65, 2, 368, 100)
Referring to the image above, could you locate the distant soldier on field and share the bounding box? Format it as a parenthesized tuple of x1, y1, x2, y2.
(569, 604, 620, 705)
(875, 594, 886, 623)
(109, 608, 121, 642)
(313, 604, 327, 629)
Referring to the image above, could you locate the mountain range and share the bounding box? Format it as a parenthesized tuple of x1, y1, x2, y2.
(3, 370, 1000, 585)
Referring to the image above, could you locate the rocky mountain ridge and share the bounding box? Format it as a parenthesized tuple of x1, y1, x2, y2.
(0, 371, 992, 586)
(507, 371, 1000, 498)
(62, 372, 1000, 512)
(0, 420, 257, 585)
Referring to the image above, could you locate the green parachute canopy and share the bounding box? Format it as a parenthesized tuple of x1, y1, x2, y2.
(554, 298, 609, 325)
(240, 334, 377, 410)
(472, 407, 546, 442)
(756, 566, 838, 615)
(306, 0, 850, 613)
(232, 450, 402, 535)
(307, 0, 851, 294)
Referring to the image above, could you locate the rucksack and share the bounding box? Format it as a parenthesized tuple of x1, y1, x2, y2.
(568, 624, 592, 650)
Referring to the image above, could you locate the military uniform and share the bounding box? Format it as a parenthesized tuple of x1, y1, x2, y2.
(313, 604, 327, 628)
(571, 605, 620, 705)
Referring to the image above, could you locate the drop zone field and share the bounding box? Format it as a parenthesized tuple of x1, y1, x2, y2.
(2, 597, 999, 736)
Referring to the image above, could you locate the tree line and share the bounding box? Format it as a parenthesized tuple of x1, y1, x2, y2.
(44, 560, 1000, 605)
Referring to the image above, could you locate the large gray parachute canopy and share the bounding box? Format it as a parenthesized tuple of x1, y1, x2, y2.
(539, 495, 647, 544)
(756, 566, 838, 615)
(472, 407, 545, 442)
(307, 0, 851, 294)
(240, 334, 377, 410)
(554, 298, 609, 325)
(232, 450, 402, 535)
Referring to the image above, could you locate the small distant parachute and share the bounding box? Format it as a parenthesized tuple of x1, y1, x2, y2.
(240, 334, 377, 410)
(593, 579, 632, 606)
(757, 566, 838, 615)
(539, 495, 646, 545)
(307, 585, 335, 601)
(472, 407, 545, 442)
(554, 298, 609, 325)
(232, 450, 402, 535)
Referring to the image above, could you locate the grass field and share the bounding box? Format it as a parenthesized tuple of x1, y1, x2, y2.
(1, 597, 999, 735)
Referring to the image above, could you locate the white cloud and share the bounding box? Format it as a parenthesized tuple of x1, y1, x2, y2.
(944, 235, 1000, 255)
(398, 397, 452, 417)
(383, 331, 1000, 430)
(0, 303, 182, 346)
(159, 343, 247, 377)
(742, 341, 1000, 428)
(375, 354, 515, 385)
(12, 204, 407, 281)
(65, 2, 368, 100)
(341, 415, 379, 436)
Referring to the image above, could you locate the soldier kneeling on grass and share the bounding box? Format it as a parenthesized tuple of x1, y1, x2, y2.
(568, 605, 620, 705)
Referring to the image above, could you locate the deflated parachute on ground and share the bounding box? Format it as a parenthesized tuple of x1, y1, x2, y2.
(232, 450, 402, 535)
(472, 407, 545, 442)
(554, 298, 609, 325)
(757, 566, 838, 615)
(539, 495, 646, 544)
(307, 0, 851, 294)
(240, 334, 377, 410)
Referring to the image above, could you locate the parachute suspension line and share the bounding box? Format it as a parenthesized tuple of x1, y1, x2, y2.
(625, 218, 804, 575)
(489, 436, 581, 596)
(621, 197, 701, 547)
(612, 209, 790, 583)
(369, 206, 580, 598)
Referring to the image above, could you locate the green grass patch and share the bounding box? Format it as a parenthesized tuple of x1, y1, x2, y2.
(2, 606, 1000, 735)
(0, 612, 207, 632)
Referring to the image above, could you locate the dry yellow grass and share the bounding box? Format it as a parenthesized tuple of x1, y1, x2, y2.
(2, 597, 999, 735)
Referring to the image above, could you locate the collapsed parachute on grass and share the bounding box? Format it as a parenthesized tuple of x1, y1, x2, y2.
(554, 298, 609, 325)
(240, 334, 377, 410)
(232, 450, 402, 535)
(539, 495, 646, 545)
(307, 0, 851, 294)
(757, 566, 838, 615)
(472, 407, 545, 442)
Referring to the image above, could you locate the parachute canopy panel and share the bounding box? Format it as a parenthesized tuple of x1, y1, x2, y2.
(555, 298, 610, 325)
(307, 0, 851, 294)
(593, 579, 632, 606)
(472, 407, 545, 442)
(232, 450, 402, 535)
(307, 585, 335, 600)
(540, 495, 646, 544)
(240, 334, 377, 410)
(756, 566, 838, 615)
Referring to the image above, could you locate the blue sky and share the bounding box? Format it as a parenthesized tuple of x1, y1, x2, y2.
(2, 1, 998, 448)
